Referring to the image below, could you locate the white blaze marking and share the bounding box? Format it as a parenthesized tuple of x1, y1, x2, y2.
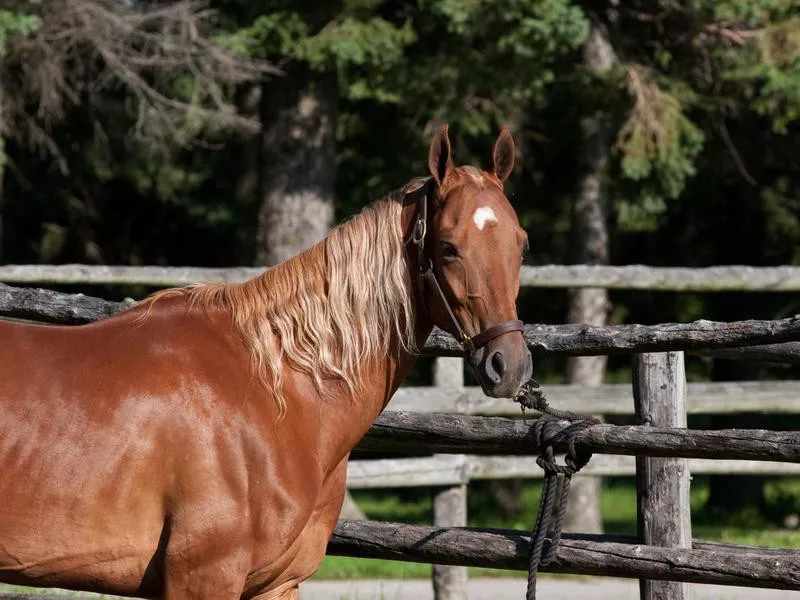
(473, 206, 497, 231)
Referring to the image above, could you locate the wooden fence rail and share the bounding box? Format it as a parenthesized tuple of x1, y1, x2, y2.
(7, 263, 800, 291)
(345, 455, 800, 488)
(389, 380, 800, 415)
(4, 282, 800, 362)
(6, 521, 798, 598)
(328, 520, 800, 590)
(358, 411, 800, 462)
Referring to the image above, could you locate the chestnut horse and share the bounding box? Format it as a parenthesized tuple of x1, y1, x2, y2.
(0, 126, 531, 600)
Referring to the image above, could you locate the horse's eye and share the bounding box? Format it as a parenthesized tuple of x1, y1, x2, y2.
(440, 242, 458, 263)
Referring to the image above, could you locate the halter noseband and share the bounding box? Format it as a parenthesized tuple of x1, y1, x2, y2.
(405, 178, 525, 355)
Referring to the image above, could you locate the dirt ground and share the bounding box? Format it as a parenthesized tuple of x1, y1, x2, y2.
(2, 577, 796, 600)
(300, 578, 798, 600)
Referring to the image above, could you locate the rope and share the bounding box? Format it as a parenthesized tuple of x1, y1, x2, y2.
(515, 379, 599, 600)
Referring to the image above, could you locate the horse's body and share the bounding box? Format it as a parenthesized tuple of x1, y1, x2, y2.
(0, 127, 531, 600)
(0, 297, 412, 600)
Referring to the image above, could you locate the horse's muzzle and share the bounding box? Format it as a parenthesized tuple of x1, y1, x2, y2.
(468, 333, 532, 398)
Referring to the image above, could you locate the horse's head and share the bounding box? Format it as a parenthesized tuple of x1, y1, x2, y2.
(410, 125, 532, 398)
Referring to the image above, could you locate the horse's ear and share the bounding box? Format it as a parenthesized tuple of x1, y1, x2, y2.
(428, 124, 454, 186)
(492, 126, 515, 183)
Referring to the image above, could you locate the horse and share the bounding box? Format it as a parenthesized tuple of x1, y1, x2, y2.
(0, 125, 532, 600)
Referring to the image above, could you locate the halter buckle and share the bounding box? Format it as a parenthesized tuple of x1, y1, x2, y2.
(412, 217, 427, 246)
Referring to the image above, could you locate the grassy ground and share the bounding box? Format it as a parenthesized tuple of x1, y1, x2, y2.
(314, 476, 800, 580)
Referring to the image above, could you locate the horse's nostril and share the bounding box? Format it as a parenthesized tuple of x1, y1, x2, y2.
(490, 350, 506, 378)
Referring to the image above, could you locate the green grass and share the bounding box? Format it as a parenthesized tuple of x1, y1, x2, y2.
(313, 476, 800, 580)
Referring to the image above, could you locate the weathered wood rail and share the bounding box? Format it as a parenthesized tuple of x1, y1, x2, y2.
(357, 411, 800, 462)
(328, 520, 800, 590)
(4, 282, 800, 362)
(6, 263, 800, 291)
(390, 379, 800, 414)
(3, 523, 799, 600)
(346, 455, 800, 488)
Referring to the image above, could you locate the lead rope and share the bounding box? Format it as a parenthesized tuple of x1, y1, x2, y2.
(514, 379, 600, 600)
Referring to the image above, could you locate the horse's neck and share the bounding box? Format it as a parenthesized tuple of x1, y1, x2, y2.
(314, 296, 433, 469)
(382, 316, 435, 403)
(316, 198, 434, 463)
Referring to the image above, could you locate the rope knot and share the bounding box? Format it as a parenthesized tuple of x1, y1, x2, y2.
(514, 378, 598, 600)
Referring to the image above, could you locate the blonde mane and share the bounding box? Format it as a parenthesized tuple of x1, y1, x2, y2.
(140, 192, 417, 417)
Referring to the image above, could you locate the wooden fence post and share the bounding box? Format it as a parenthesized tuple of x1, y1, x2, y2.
(433, 483, 468, 600)
(432, 357, 468, 600)
(633, 352, 693, 600)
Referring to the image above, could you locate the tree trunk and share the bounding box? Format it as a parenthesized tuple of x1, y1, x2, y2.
(255, 66, 336, 265)
(563, 23, 616, 535)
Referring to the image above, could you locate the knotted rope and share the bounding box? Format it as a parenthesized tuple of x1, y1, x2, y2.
(514, 379, 599, 600)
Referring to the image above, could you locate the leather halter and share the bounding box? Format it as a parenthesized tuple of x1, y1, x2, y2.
(404, 177, 525, 355)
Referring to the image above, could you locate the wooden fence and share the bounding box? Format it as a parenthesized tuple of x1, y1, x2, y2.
(2, 268, 800, 600)
(341, 350, 800, 598)
(6, 263, 800, 290)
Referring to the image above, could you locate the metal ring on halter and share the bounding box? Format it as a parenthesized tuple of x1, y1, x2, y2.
(460, 332, 475, 354)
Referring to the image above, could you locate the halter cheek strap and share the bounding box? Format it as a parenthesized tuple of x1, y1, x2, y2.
(404, 178, 525, 354)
